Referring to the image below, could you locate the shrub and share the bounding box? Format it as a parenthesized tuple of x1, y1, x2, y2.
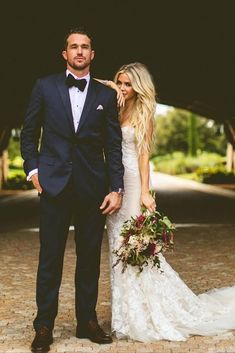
(151, 151, 226, 176)
(9, 155, 24, 169)
(196, 166, 235, 184)
(3, 169, 34, 190)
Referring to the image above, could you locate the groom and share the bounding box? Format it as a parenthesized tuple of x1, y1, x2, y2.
(21, 27, 124, 352)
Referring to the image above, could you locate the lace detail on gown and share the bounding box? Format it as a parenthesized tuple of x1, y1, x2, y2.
(106, 126, 235, 342)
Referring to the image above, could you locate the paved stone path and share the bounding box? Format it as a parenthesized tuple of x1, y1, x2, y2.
(0, 173, 235, 353)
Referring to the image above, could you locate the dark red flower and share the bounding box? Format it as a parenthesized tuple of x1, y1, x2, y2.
(137, 214, 146, 223)
(147, 243, 156, 256)
(135, 214, 146, 228)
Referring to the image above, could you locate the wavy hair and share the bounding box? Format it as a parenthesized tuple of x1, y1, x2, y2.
(114, 62, 157, 154)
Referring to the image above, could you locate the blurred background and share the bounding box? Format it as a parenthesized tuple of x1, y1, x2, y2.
(0, 0, 234, 192)
(2, 105, 234, 192)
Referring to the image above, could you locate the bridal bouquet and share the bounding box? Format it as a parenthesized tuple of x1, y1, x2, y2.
(113, 209, 175, 274)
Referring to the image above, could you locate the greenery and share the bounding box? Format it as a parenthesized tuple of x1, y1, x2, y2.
(188, 113, 198, 156)
(8, 129, 22, 160)
(150, 107, 234, 185)
(9, 155, 23, 169)
(151, 150, 235, 184)
(4, 169, 34, 190)
(196, 166, 235, 184)
(3, 130, 33, 190)
(151, 151, 226, 176)
(153, 108, 227, 157)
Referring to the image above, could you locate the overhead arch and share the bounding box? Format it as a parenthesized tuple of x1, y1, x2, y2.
(0, 0, 235, 152)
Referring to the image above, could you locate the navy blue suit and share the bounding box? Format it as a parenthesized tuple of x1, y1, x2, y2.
(21, 72, 124, 330)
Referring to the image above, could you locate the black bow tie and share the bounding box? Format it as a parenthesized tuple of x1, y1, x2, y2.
(66, 74, 87, 91)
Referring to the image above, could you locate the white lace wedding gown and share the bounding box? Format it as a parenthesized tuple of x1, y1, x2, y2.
(106, 126, 235, 342)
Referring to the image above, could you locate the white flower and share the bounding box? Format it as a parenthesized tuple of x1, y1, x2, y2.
(128, 237, 139, 248)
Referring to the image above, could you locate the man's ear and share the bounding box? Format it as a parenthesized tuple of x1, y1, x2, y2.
(91, 50, 95, 61)
(62, 50, 67, 61)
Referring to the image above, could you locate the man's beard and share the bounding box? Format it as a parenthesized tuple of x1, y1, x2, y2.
(70, 60, 90, 71)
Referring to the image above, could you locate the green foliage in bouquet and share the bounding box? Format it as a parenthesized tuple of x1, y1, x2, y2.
(113, 208, 175, 274)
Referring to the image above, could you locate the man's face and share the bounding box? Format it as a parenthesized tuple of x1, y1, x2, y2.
(62, 33, 95, 73)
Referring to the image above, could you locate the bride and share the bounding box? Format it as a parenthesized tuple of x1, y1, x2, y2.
(104, 62, 235, 342)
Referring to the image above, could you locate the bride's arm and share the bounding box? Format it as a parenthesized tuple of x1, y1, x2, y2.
(94, 79, 125, 107)
(138, 151, 156, 213)
(138, 121, 156, 212)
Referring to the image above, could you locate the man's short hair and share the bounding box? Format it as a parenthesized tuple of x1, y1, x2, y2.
(63, 27, 94, 49)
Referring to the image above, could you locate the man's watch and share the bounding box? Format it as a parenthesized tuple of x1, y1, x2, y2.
(112, 188, 124, 196)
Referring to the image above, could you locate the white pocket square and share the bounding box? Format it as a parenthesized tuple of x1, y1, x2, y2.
(96, 104, 104, 110)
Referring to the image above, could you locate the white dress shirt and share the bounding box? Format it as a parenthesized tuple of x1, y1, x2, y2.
(67, 69, 90, 131)
(27, 70, 90, 181)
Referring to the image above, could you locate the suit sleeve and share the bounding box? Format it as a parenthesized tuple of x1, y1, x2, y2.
(20, 79, 43, 175)
(104, 90, 124, 191)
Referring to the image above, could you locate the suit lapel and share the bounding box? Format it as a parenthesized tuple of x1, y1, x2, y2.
(76, 78, 97, 133)
(56, 73, 75, 133)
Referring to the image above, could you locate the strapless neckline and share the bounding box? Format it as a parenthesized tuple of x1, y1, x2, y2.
(121, 125, 134, 130)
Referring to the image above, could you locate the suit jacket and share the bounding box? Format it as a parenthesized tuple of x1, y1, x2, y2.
(20, 72, 124, 200)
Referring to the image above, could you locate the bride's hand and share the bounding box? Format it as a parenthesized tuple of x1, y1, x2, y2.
(107, 81, 125, 108)
(94, 78, 125, 107)
(141, 192, 156, 213)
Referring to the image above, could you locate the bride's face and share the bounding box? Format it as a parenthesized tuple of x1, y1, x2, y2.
(117, 73, 137, 103)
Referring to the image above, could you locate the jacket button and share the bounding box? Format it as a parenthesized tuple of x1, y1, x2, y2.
(68, 161, 73, 165)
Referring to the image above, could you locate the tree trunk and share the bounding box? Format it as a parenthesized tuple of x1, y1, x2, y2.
(226, 142, 235, 172)
(188, 113, 198, 156)
(0, 150, 9, 189)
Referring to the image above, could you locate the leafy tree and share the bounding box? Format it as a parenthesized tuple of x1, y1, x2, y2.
(8, 129, 21, 161)
(197, 119, 226, 154)
(152, 108, 226, 157)
(188, 113, 198, 156)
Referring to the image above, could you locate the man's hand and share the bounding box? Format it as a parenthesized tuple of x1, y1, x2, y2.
(31, 173, 43, 194)
(100, 192, 123, 215)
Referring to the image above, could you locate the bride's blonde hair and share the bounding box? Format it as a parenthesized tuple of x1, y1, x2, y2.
(114, 62, 157, 154)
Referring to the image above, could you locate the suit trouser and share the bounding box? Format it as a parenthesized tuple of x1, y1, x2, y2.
(33, 180, 106, 330)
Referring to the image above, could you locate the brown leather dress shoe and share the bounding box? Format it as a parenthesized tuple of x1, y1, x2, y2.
(31, 326, 53, 352)
(76, 320, 113, 344)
